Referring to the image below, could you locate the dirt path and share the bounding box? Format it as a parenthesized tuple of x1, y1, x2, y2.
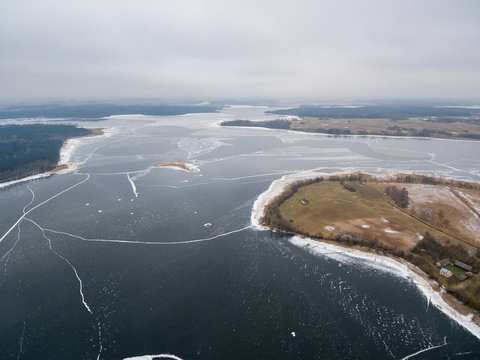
(449, 188, 480, 218)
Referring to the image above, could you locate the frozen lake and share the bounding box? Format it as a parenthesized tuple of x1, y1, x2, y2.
(1, 105, 480, 359)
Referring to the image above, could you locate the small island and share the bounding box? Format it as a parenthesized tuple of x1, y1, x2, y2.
(151, 161, 199, 172)
(0, 124, 103, 184)
(259, 172, 480, 318)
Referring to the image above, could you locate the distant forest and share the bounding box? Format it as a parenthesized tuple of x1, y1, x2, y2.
(0, 124, 90, 182)
(269, 105, 480, 122)
(220, 119, 291, 129)
(0, 103, 221, 120)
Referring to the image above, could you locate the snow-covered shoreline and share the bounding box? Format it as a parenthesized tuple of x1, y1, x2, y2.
(222, 121, 480, 143)
(59, 127, 115, 166)
(0, 172, 52, 189)
(251, 170, 480, 340)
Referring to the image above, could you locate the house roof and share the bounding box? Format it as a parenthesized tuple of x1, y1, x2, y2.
(437, 258, 450, 265)
(454, 260, 472, 271)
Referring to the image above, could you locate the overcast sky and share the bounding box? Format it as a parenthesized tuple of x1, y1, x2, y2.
(1, 0, 479, 102)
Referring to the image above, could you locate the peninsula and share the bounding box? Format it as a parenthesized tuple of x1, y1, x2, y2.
(221, 104, 480, 140)
(258, 172, 480, 318)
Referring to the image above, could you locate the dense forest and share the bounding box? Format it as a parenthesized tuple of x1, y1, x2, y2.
(221, 119, 291, 129)
(0, 124, 91, 182)
(268, 104, 480, 121)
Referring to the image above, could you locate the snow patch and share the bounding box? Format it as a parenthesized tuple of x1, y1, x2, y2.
(123, 354, 184, 360)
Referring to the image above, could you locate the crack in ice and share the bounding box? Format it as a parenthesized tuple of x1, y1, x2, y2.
(1, 224, 22, 263)
(96, 322, 103, 360)
(1, 184, 34, 265)
(22, 185, 35, 214)
(0, 174, 90, 244)
(0, 225, 21, 287)
(26, 218, 92, 314)
(38, 225, 252, 246)
(127, 173, 139, 198)
(16, 320, 26, 360)
(400, 336, 447, 359)
(1, 253, 11, 285)
(381, 338, 395, 359)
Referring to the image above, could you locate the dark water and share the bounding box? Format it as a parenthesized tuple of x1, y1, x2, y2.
(1, 106, 480, 359)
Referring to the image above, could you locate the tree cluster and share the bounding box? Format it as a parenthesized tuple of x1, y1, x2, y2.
(393, 173, 480, 190)
(412, 232, 480, 272)
(385, 185, 409, 208)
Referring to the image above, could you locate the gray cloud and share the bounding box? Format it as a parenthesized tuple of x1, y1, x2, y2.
(1, 0, 479, 102)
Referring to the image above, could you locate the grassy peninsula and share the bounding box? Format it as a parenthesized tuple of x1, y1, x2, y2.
(261, 173, 480, 312)
(0, 124, 100, 183)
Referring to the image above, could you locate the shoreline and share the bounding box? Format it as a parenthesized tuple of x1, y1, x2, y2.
(221, 121, 480, 143)
(58, 127, 111, 165)
(251, 170, 480, 340)
(0, 127, 110, 189)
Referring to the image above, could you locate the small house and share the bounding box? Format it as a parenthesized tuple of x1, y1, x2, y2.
(457, 274, 468, 282)
(454, 260, 472, 272)
(440, 267, 452, 278)
(436, 258, 450, 267)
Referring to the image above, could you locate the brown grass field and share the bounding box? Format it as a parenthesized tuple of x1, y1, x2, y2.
(276, 180, 480, 250)
(290, 117, 480, 140)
